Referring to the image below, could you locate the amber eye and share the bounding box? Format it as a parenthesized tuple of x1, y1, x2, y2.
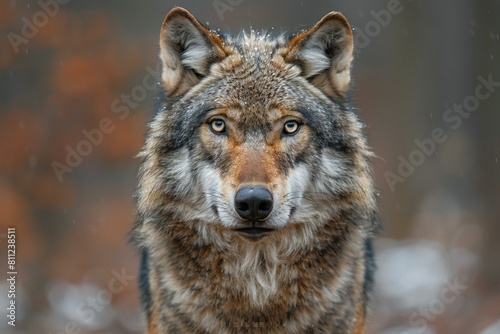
(283, 120, 300, 135)
(209, 119, 226, 134)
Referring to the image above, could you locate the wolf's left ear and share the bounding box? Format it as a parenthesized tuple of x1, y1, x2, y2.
(284, 12, 353, 98)
(159, 7, 228, 96)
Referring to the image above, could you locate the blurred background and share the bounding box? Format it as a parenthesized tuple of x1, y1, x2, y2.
(0, 0, 499, 333)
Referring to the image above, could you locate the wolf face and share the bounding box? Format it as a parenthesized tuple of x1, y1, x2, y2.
(138, 8, 374, 244)
(135, 7, 378, 333)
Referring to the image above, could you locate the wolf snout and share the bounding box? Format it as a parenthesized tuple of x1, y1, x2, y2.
(234, 185, 273, 221)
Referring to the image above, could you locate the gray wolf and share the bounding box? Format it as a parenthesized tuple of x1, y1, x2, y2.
(133, 7, 379, 333)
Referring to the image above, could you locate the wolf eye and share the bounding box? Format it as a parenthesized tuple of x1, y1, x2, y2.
(209, 119, 226, 134)
(283, 120, 300, 135)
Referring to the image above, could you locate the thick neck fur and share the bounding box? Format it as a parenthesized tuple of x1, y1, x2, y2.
(136, 204, 371, 333)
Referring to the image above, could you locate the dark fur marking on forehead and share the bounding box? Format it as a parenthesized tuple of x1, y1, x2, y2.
(295, 106, 319, 126)
(294, 102, 356, 153)
(294, 106, 334, 147)
(165, 104, 214, 149)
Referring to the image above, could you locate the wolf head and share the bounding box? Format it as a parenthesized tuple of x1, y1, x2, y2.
(137, 8, 376, 247)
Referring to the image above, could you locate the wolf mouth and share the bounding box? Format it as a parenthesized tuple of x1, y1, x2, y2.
(234, 227, 274, 237)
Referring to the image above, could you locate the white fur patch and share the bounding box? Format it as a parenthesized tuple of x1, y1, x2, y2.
(296, 23, 347, 77)
(180, 33, 212, 74)
(273, 164, 310, 227)
(162, 147, 194, 197)
(315, 149, 346, 193)
(299, 48, 331, 78)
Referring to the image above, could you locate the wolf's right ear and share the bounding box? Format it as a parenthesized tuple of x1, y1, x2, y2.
(159, 7, 228, 97)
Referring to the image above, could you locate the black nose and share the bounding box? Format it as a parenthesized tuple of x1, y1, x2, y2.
(234, 185, 273, 221)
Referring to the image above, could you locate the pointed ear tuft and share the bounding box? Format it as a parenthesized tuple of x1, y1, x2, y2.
(160, 7, 227, 96)
(285, 12, 354, 98)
